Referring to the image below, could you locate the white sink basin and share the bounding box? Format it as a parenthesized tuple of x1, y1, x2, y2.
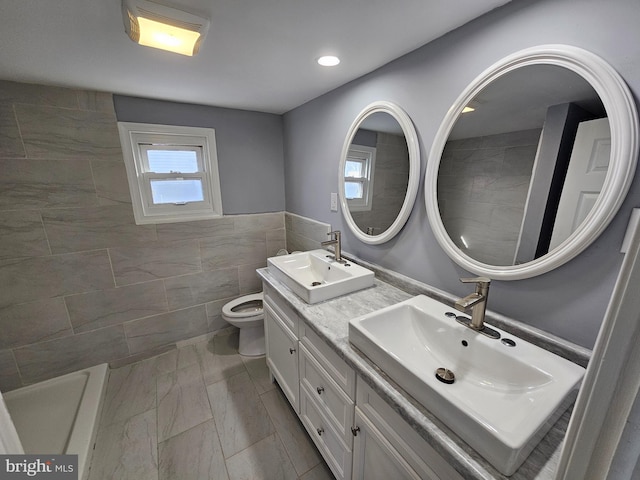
(267, 249, 374, 304)
(348, 295, 585, 475)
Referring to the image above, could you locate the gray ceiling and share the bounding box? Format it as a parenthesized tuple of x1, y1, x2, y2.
(0, 0, 511, 114)
(450, 64, 605, 139)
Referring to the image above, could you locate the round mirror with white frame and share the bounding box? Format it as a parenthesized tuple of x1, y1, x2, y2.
(425, 45, 639, 280)
(339, 101, 420, 244)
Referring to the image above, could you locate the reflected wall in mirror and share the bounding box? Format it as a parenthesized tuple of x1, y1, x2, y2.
(348, 113, 410, 234)
(438, 64, 608, 266)
(425, 45, 638, 279)
(340, 101, 420, 245)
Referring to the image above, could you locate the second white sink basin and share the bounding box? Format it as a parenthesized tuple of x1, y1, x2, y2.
(267, 249, 374, 304)
(348, 294, 585, 475)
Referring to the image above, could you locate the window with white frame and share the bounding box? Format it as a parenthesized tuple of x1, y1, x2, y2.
(118, 122, 223, 224)
(344, 145, 376, 211)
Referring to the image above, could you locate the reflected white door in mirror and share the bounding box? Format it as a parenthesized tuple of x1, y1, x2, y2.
(339, 101, 420, 245)
(425, 45, 639, 280)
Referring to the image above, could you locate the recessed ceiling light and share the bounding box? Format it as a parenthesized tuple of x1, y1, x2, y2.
(317, 56, 341, 67)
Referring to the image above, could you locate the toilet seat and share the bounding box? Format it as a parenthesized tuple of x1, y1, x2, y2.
(222, 292, 263, 319)
(221, 292, 265, 357)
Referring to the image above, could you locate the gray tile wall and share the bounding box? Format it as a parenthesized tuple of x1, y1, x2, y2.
(284, 212, 331, 253)
(0, 80, 286, 390)
(438, 129, 541, 266)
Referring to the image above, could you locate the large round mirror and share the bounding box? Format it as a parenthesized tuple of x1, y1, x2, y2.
(339, 101, 420, 244)
(425, 45, 638, 280)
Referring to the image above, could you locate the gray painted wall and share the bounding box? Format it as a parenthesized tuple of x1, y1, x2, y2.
(282, 0, 640, 350)
(113, 95, 285, 215)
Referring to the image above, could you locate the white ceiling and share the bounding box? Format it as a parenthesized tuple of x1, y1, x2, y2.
(0, 0, 511, 114)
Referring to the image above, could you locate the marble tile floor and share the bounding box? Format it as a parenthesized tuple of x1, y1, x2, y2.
(88, 331, 334, 480)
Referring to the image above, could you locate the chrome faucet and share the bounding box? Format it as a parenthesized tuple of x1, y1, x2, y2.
(321, 230, 342, 262)
(454, 276, 499, 339)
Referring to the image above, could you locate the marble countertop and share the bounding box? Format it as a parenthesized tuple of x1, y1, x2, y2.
(257, 260, 588, 480)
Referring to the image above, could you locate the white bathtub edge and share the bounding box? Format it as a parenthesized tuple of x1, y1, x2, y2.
(66, 363, 109, 480)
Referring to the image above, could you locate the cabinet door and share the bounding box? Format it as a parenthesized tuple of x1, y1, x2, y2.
(264, 303, 300, 412)
(352, 409, 432, 480)
(355, 379, 463, 480)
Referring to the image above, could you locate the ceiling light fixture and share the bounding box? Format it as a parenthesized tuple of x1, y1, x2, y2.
(317, 55, 341, 67)
(122, 0, 210, 56)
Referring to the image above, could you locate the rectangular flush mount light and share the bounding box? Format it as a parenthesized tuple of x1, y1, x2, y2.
(122, 0, 209, 56)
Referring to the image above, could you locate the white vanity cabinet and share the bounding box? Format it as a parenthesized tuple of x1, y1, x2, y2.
(264, 290, 300, 412)
(264, 287, 356, 480)
(299, 323, 356, 480)
(352, 379, 463, 480)
(263, 284, 463, 480)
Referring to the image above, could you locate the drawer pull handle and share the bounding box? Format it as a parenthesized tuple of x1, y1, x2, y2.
(316, 386, 324, 395)
(317, 427, 324, 436)
(289, 347, 296, 354)
(351, 426, 360, 436)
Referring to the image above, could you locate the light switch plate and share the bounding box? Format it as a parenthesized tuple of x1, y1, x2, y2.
(330, 192, 338, 212)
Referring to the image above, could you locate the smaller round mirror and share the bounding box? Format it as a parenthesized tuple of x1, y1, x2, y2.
(339, 101, 420, 244)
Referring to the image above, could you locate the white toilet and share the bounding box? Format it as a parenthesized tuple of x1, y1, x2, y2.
(221, 292, 265, 356)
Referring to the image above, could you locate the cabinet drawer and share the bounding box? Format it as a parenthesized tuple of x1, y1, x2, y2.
(264, 290, 299, 337)
(300, 323, 356, 399)
(300, 343, 354, 445)
(300, 387, 353, 480)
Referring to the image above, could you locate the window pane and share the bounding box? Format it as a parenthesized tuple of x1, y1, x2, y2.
(345, 160, 364, 178)
(147, 149, 199, 173)
(345, 181, 363, 199)
(150, 179, 204, 204)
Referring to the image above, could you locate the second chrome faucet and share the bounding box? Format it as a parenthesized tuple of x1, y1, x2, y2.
(454, 276, 500, 339)
(321, 230, 343, 262)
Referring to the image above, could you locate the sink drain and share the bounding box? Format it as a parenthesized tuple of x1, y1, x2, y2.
(435, 367, 455, 384)
(311, 281, 322, 287)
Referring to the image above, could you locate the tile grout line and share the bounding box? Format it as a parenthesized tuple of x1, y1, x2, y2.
(92, 336, 327, 480)
(260, 384, 326, 479)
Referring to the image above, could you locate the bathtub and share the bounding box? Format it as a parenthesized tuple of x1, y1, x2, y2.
(3, 363, 110, 480)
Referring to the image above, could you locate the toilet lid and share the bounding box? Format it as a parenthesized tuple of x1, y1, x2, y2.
(222, 292, 264, 318)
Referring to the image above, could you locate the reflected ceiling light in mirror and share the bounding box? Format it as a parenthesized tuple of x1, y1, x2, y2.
(122, 0, 210, 56)
(462, 106, 475, 113)
(317, 55, 341, 67)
